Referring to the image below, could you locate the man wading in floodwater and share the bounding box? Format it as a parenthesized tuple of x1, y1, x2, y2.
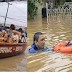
(28, 32, 54, 53)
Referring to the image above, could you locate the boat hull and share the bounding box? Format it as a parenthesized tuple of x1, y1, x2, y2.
(0, 42, 27, 59)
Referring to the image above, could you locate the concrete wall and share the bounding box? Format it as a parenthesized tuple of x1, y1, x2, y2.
(36, 2, 45, 19)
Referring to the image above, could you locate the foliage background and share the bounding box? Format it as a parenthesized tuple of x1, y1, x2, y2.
(28, 0, 45, 19)
(28, 0, 72, 19)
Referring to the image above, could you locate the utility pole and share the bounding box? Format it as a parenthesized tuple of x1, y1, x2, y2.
(4, 2, 12, 29)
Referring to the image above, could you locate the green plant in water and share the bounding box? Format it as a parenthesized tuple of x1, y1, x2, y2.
(28, 0, 37, 19)
(28, 0, 45, 19)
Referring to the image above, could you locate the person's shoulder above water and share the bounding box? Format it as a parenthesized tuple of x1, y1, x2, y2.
(28, 44, 54, 54)
(28, 43, 38, 53)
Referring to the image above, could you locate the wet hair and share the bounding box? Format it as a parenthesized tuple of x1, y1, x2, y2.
(18, 28, 22, 31)
(10, 24, 15, 30)
(18, 28, 23, 33)
(33, 32, 43, 43)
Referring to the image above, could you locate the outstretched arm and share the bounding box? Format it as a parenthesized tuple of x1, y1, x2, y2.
(13, 30, 21, 39)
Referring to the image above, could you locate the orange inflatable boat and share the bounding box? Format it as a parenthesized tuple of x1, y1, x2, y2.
(54, 40, 72, 53)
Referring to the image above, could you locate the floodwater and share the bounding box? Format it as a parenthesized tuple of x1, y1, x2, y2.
(0, 1, 27, 71)
(27, 14, 72, 72)
(0, 49, 27, 71)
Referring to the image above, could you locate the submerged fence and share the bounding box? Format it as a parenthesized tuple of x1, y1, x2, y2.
(46, 3, 72, 23)
(47, 7, 72, 14)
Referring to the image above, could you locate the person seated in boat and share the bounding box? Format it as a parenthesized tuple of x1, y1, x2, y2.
(18, 28, 24, 33)
(20, 33, 26, 43)
(9, 24, 21, 38)
(28, 32, 54, 53)
(18, 28, 26, 43)
(24, 27, 27, 42)
(8, 24, 15, 38)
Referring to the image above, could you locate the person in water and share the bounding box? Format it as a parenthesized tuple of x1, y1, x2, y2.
(28, 32, 54, 53)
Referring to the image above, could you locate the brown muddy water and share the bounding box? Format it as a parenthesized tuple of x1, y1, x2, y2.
(27, 14, 72, 72)
(0, 49, 27, 71)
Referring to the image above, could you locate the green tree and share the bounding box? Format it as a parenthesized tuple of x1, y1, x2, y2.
(60, 0, 66, 5)
(28, 0, 45, 19)
(28, 0, 38, 19)
(55, 0, 66, 5)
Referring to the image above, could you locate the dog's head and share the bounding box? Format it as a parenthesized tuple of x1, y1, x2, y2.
(6, 29, 9, 33)
(21, 33, 25, 38)
(12, 34, 18, 43)
(2, 30, 6, 37)
(3, 34, 10, 42)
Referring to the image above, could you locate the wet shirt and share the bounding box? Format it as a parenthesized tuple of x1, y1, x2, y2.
(28, 43, 54, 53)
(9, 30, 13, 38)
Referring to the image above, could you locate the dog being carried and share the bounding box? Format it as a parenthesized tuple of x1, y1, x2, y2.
(2, 24, 21, 44)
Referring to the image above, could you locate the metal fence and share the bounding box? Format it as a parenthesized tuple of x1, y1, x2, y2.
(46, 3, 72, 23)
(48, 7, 72, 14)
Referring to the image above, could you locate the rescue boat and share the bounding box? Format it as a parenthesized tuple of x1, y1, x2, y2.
(0, 30, 27, 59)
(54, 40, 72, 53)
(0, 42, 27, 59)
